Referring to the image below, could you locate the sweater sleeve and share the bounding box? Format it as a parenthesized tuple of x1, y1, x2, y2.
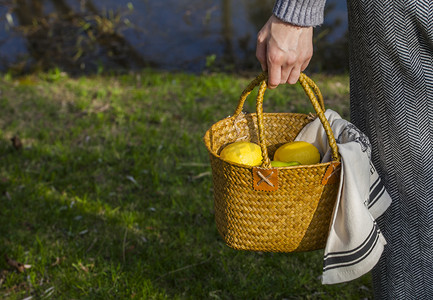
(273, 0, 327, 27)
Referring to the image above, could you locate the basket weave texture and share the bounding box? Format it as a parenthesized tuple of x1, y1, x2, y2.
(203, 72, 341, 253)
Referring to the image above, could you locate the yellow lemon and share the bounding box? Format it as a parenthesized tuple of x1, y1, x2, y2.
(273, 141, 320, 165)
(270, 160, 301, 167)
(220, 141, 262, 166)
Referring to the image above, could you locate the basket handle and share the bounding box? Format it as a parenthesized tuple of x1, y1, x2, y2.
(232, 72, 340, 168)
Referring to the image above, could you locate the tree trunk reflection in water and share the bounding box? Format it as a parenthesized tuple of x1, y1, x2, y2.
(221, 0, 234, 67)
(11, 0, 152, 73)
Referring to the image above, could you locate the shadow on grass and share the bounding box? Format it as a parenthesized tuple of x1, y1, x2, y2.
(0, 137, 372, 300)
(0, 72, 366, 299)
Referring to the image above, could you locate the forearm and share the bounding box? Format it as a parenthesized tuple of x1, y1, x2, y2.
(273, 0, 327, 27)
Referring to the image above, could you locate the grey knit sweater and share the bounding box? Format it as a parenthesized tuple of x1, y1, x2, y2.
(273, 0, 327, 27)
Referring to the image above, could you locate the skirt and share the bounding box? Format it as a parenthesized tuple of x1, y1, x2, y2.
(347, 0, 433, 298)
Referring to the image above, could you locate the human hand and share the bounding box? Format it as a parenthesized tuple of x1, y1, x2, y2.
(256, 15, 313, 88)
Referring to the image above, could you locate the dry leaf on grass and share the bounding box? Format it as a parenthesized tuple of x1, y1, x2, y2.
(72, 262, 94, 273)
(51, 256, 66, 267)
(78, 262, 89, 273)
(5, 254, 31, 273)
(10, 136, 22, 150)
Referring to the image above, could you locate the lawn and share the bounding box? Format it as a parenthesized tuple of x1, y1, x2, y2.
(0, 69, 373, 299)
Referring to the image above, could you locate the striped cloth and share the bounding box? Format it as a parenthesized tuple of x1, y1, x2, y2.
(295, 110, 392, 284)
(347, 0, 433, 298)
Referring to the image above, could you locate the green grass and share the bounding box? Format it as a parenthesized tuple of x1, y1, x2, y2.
(0, 69, 373, 299)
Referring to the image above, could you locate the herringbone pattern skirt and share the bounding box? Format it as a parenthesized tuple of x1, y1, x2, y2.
(347, 0, 433, 298)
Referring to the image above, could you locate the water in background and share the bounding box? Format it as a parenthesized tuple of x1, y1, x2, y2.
(0, 0, 348, 74)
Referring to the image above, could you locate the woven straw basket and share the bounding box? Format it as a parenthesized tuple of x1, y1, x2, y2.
(203, 72, 342, 253)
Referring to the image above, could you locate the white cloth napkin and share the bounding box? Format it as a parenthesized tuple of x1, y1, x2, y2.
(295, 109, 392, 284)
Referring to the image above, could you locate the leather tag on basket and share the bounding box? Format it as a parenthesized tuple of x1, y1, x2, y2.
(321, 161, 341, 185)
(252, 167, 278, 191)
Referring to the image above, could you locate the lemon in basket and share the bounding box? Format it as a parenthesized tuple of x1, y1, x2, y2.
(220, 141, 262, 166)
(274, 141, 320, 165)
(271, 160, 301, 167)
